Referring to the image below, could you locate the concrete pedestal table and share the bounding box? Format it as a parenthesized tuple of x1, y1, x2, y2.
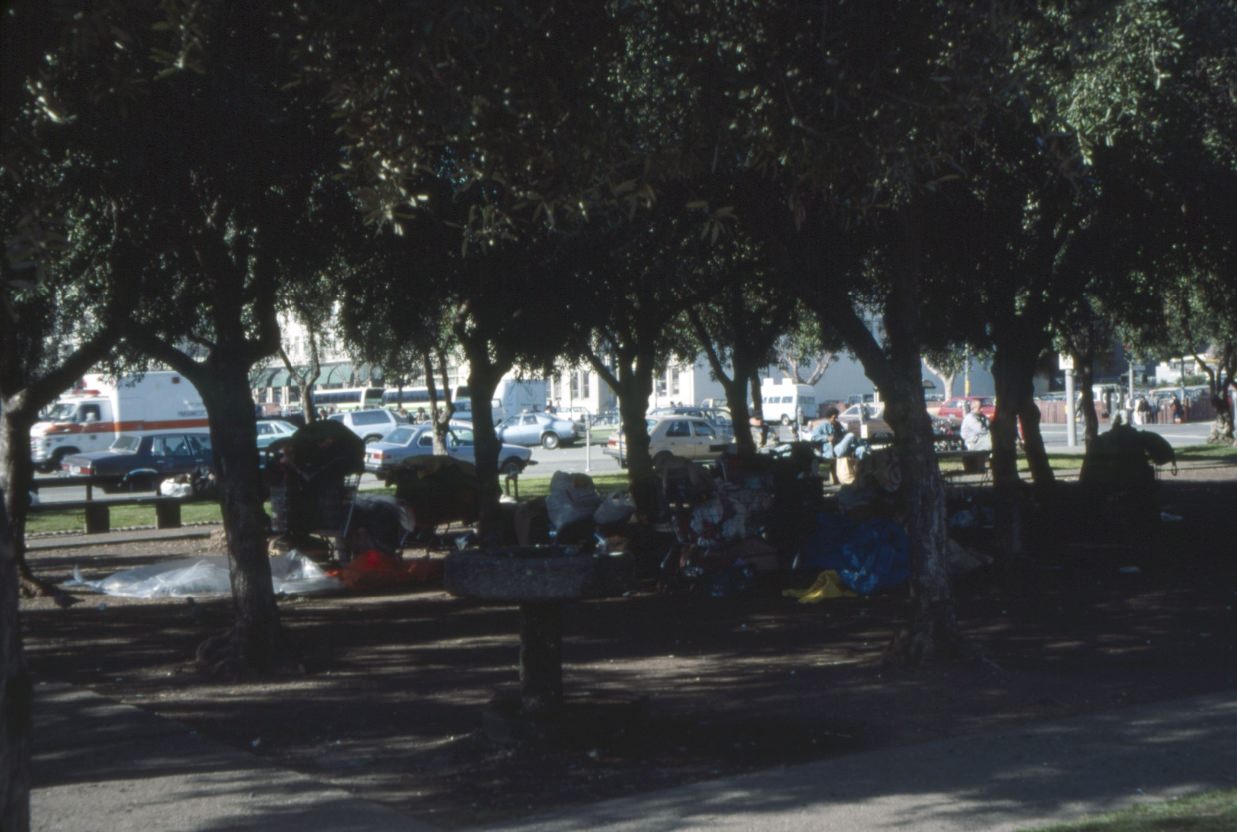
(444, 546, 635, 719)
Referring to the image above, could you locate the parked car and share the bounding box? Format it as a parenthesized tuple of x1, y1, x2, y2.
(495, 411, 582, 449)
(936, 396, 995, 422)
(807, 404, 894, 443)
(558, 405, 593, 424)
(60, 431, 214, 493)
(364, 423, 534, 477)
(604, 414, 731, 468)
(328, 408, 407, 443)
(255, 419, 298, 451)
(648, 406, 735, 439)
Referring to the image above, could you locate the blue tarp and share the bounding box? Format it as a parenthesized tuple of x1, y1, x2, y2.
(797, 512, 910, 595)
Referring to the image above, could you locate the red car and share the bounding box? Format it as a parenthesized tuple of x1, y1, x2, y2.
(936, 396, 996, 422)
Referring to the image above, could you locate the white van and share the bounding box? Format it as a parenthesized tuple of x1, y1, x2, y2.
(759, 379, 817, 425)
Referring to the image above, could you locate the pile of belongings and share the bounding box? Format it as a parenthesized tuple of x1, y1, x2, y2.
(667, 459, 780, 596)
(516, 471, 637, 547)
(388, 455, 480, 536)
(269, 419, 365, 537)
(1079, 421, 1176, 533)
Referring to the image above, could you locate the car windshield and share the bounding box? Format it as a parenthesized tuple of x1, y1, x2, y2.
(644, 418, 657, 434)
(385, 427, 415, 445)
(111, 435, 141, 452)
(42, 403, 78, 421)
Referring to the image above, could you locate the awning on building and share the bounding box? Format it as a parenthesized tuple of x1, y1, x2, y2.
(322, 362, 352, 386)
(251, 366, 280, 387)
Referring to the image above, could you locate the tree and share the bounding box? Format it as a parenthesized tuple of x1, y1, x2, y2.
(618, 0, 1029, 660)
(563, 212, 707, 505)
(675, 231, 791, 456)
(776, 314, 844, 387)
(923, 350, 966, 400)
(1, 0, 131, 602)
(28, 1, 357, 672)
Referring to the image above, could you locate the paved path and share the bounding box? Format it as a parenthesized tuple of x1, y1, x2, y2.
(32, 680, 1237, 832)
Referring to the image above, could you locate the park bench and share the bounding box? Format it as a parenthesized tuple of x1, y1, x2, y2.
(28, 476, 209, 534)
(936, 448, 991, 478)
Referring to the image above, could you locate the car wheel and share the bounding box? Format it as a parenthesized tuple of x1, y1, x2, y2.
(541, 432, 560, 450)
(47, 448, 76, 473)
(363, 434, 382, 444)
(653, 451, 673, 470)
(500, 459, 523, 476)
(781, 414, 791, 425)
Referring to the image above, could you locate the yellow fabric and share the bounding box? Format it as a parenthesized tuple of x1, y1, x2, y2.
(782, 570, 856, 603)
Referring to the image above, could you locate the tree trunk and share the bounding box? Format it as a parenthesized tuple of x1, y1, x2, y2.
(1077, 358, 1098, 446)
(0, 490, 32, 832)
(990, 343, 1033, 559)
(1207, 390, 1234, 445)
(0, 401, 73, 601)
(585, 346, 658, 515)
(1019, 397, 1054, 486)
(423, 354, 448, 455)
(881, 361, 959, 664)
(723, 367, 757, 457)
(747, 367, 767, 447)
(462, 347, 504, 545)
(194, 364, 292, 675)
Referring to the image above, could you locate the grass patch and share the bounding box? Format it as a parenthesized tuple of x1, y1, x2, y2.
(26, 501, 224, 535)
(1176, 443, 1237, 461)
(1022, 788, 1237, 832)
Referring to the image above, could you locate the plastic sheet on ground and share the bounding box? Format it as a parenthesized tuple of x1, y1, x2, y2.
(65, 551, 342, 598)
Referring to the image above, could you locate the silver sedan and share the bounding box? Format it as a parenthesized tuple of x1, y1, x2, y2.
(494, 411, 582, 450)
(364, 423, 533, 477)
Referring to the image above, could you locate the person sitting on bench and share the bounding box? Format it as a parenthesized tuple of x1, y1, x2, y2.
(961, 400, 992, 451)
(812, 407, 858, 459)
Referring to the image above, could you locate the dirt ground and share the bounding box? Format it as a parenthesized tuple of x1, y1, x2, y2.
(20, 459, 1237, 828)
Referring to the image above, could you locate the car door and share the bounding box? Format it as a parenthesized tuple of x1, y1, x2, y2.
(147, 436, 176, 474)
(662, 419, 692, 456)
(508, 414, 540, 445)
(189, 434, 212, 465)
(690, 420, 720, 456)
(446, 427, 477, 464)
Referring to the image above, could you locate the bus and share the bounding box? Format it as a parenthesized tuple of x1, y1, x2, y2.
(383, 378, 546, 423)
(310, 387, 384, 412)
(382, 385, 473, 420)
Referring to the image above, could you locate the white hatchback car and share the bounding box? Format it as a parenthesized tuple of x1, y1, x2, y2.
(604, 414, 731, 468)
(328, 408, 407, 444)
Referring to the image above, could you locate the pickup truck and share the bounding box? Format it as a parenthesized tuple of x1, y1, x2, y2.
(60, 431, 215, 493)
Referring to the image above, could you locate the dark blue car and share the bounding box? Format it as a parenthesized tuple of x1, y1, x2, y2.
(60, 431, 214, 493)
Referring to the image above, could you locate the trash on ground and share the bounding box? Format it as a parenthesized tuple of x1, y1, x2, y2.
(783, 570, 856, 603)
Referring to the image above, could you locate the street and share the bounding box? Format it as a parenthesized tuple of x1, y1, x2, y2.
(30, 421, 1215, 505)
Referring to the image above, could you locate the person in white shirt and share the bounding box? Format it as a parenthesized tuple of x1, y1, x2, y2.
(960, 400, 992, 451)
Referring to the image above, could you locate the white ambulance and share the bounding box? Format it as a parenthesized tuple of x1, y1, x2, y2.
(31, 372, 208, 472)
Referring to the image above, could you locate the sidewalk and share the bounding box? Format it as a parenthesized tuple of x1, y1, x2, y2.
(26, 525, 214, 552)
(32, 680, 1237, 832)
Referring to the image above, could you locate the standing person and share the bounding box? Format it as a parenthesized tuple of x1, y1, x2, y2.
(1170, 394, 1184, 424)
(960, 399, 992, 450)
